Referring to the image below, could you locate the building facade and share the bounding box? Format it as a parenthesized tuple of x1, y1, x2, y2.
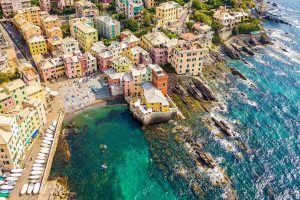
(96, 16, 121, 39)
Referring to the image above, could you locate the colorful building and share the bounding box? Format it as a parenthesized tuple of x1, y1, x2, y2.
(96, 16, 121, 39)
(90, 42, 112, 71)
(125, 46, 152, 65)
(75, 0, 99, 18)
(144, 0, 159, 8)
(75, 23, 98, 52)
(69, 17, 94, 38)
(124, 0, 143, 19)
(21, 67, 41, 87)
(28, 35, 48, 56)
(47, 27, 63, 39)
(141, 81, 170, 112)
(63, 53, 83, 78)
(156, 1, 180, 27)
(79, 52, 97, 76)
(0, 88, 15, 114)
(38, 57, 65, 81)
(170, 42, 208, 76)
(41, 15, 62, 38)
(109, 41, 128, 59)
(120, 30, 140, 48)
(58, 0, 74, 10)
(14, 6, 47, 26)
(19, 22, 42, 41)
(111, 56, 133, 73)
(47, 36, 63, 54)
(61, 37, 80, 55)
(39, 0, 51, 12)
(26, 85, 47, 107)
(1, 0, 30, 17)
(148, 64, 168, 95)
(3, 79, 28, 105)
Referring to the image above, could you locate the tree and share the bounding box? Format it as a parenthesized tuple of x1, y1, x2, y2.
(124, 19, 139, 32)
(61, 24, 71, 37)
(30, 0, 39, 6)
(186, 21, 194, 31)
(0, 71, 19, 85)
(192, 11, 212, 25)
(212, 33, 221, 44)
(233, 18, 261, 35)
(211, 19, 223, 31)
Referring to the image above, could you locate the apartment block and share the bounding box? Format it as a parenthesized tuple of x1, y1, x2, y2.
(69, 17, 94, 38)
(1, 0, 30, 17)
(75, 0, 99, 18)
(96, 16, 120, 39)
(75, 23, 98, 52)
(28, 35, 48, 56)
(38, 57, 65, 81)
(39, 0, 51, 12)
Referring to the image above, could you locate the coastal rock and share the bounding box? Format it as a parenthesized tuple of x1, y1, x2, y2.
(192, 78, 217, 101)
(230, 68, 247, 80)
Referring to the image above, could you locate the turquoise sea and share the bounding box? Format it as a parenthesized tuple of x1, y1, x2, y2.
(51, 0, 300, 199)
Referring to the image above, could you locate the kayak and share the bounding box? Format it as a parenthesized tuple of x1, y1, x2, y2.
(5, 177, 18, 181)
(33, 182, 40, 194)
(29, 175, 41, 180)
(42, 140, 52, 145)
(36, 156, 46, 160)
(0, 193, 9, 197)
(27, 183, 34, 195)
(52, 120, 57, 127)
(20, 183, 28, 195)
(41, 147, 50, 151)
(0, 190, 10, 194)
(32, 167, 44, 171)
(11, 169, 23, 173)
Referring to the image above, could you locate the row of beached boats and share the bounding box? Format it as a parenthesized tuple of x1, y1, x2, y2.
(0, 168, 24, 199)
(20, 120, 57, 196)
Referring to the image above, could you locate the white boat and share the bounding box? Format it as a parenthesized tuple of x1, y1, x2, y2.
(20, 183, 28, 195)
(27, 183, 34, 194)
(41, 147, 50, 151)
(10, 173, 22, 177)
(41, 143, 50, 148)
(37, 153, 47, 157)
(42, 140, 52, 145)
(32, 163, 43, 167)
(49, 126, 55, 131)
(5, 181, 16, 185)
(44, 137, 53, 141)
(0, 197, 7, 200)
(33, 182, 40, 194)
(40, 150, 49, 154)
(34, 160, 46, 164)
(6, 177, 18, 181)
(30, 171, 43, 175)
(36, 156, 46, 160)
(11, 169, 23, 173)
(29, 175, 41, 180)
(30, 179, 39, 184)
(0, 185, 13, 190)
(46, 129, 54, 134)
(32, 167, 44, 171)
(0, 181, 4, 185)
(52, 120, 57, 127)
(45, 133, 53, 138)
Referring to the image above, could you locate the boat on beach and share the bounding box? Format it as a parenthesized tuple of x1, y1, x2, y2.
(0, 181, 4, 185)
(37, 153, 47, 157)
(49, 125, 56, 131)
(36, 156, 46, 160)
(52, 120, 57, 127)
(41, 147, 50, 150)
(30, 171, 43, 175)
(11, 169, 23, 173)
(40, 149, 50, 154)
(33, 182, 40, 194)
(42, 140, 52, 145)
(46, 129, 54, 134)
(0, 190, 10, 194)
(29, 175, 41, 180)
(10, 173, 22, 177)
(41, 143, 50, 148)
(20, 183, 28, 195)
(27, 183, 34, 194)
(34, 159, 46, 164)
(32, 167, 44, 171)
(44, 137, 53, 141)
(45, 133, 53, 138)
(5, 177, 17, 181)
(33, 163, 43, 167)
(0, 185, 13, 190)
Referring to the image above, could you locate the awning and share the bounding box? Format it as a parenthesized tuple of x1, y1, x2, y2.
(31, 129, 39, 138)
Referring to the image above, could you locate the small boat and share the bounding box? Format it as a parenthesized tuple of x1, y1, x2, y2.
(29, 175, 41, 180)
(33, 182, 40, 194)
(5, 177, 18, 181)
(52, 120, 57, 127)
(27, 183, 34, 195)
(41, 147, 50, 151)
(30, 179, 39, 184)
(33, 163, 43, 167)
(0, 185, 13, 190)
(0, 194, 9, 198)
(46, 129, 54, 134)
(101, 164, 108, 169)
(10, 173, 22, 177)
(45, 133, 53, 138)
(30, 171, 43, 175)
(11, 169, 23, 173)
(32, 167, 44, 171)
(0, 190, 10, 194)
(41, 143, 50, 148)
(5, 181, 16, 186)
(44, 137, 53, 141)
(0, 181, 4, 185)
(40, 150, 49, 154)
(37, 153, 47, 157)
(34, 159, 46, 164)
(20, 183, 28, 195)
(1, 175, 8, 178)
(42, 140, 52, 145)
(36, 156, 46, 160)
(49, 126, 55, 131)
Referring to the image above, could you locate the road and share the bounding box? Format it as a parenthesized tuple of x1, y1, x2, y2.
(1, 22, 37, 71)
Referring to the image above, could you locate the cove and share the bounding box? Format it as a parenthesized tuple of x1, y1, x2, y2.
(50, 105, 177, 200)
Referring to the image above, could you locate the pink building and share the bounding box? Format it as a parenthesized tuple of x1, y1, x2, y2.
(90, 42, 113, 72)
(39, 0, 51, 12)
(63, 52, 82, 79)
(0, 88, 15, 114)
(79, 52, 97, 76)
(120, 30, 140, 48)
(123, 73, 133, 97)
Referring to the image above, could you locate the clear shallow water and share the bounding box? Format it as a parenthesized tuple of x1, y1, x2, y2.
(51, 105, 177, 200)
(51, 1, 300, 199)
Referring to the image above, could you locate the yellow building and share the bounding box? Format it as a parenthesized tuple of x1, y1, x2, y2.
(26, 85, 47, 107)
(46, 27, 63, 39)
(28, 35, 48, 56)
(20, 22, 42, 41)
(47, 36, 63, 54)
(69, 17, 94, 38)
(156, 1, 180, 27)
(111, 56, 133, 73)
(3, 79, 28, 105)
(75, 23, 98, 52)
(15, 6, 47, 26)
(141, 81, 170, 112)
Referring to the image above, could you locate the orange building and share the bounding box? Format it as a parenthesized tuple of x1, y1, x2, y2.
(148, 64, 168, 96)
